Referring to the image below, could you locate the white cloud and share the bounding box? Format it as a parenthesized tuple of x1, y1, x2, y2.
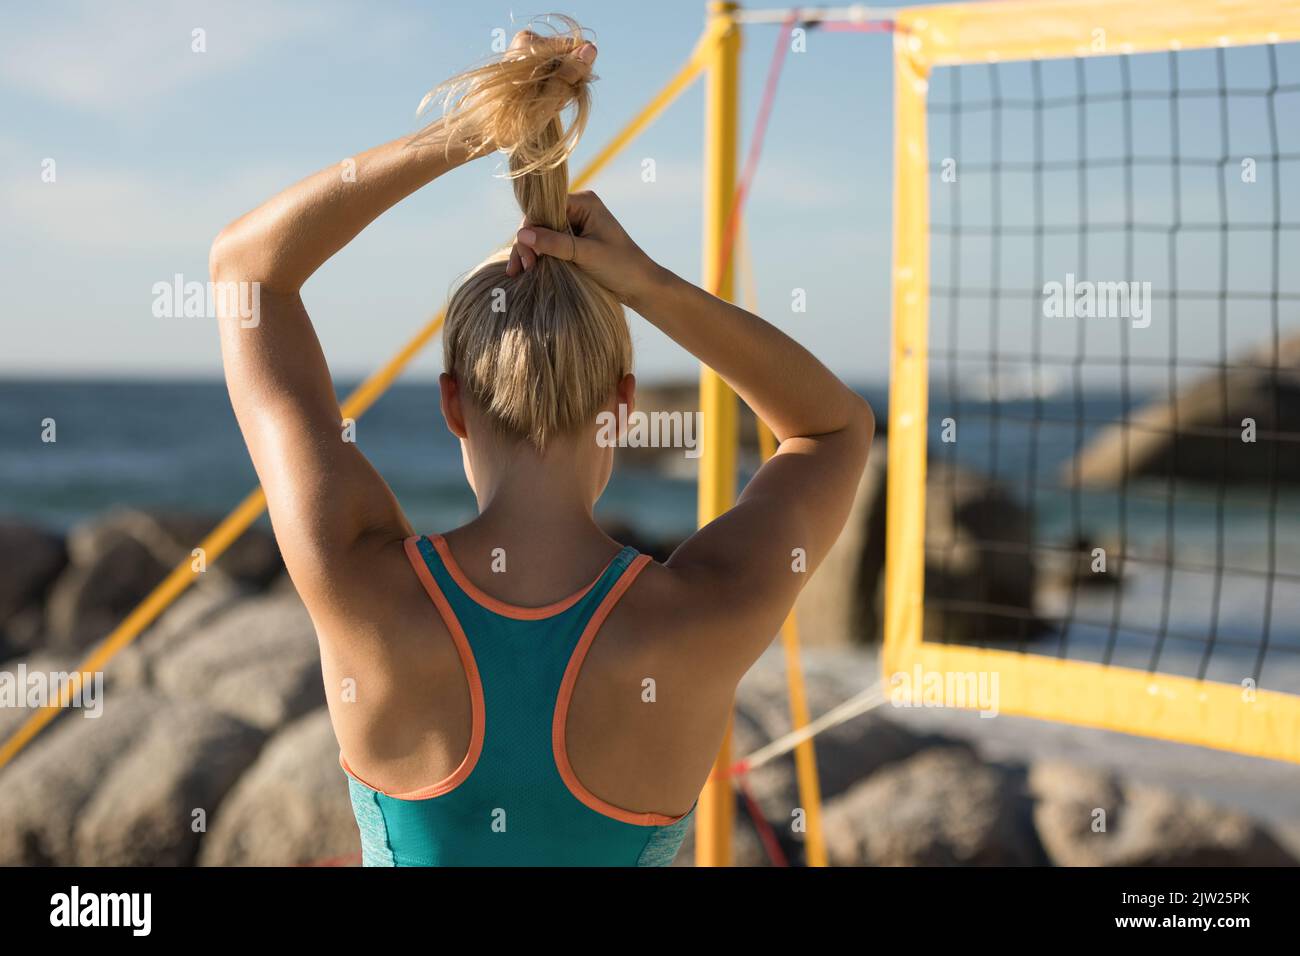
(0, 159, 299, 254)
(0, 0, 338, 111)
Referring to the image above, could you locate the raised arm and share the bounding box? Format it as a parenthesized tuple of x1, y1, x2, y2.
(208, 126, 470, 609)
(513, 192, 875, 680)
(209, 37, 598, 619)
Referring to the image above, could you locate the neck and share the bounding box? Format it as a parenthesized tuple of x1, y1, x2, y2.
(469, 436, 606, 543)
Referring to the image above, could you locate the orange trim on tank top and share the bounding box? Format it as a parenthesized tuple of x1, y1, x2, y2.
(552, 553, 691, 827)
(336, 535, 485, 802)
(429, 533, 623, 620)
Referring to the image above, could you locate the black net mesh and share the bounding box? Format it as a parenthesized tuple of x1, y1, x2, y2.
(924, 44, 1300, 694)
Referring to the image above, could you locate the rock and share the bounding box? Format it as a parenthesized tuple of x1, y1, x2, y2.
(44, 509, 282, 652)
(918, 460, 1040, 645)
(736, 658, 947, 801)
(725, 653, 959, 865)
(822, 747, 1043, 865)
(151, 589, 324, 731)
(1110, 785, 1297, 866)
(45, 533, 167, 652)
(0, 691, 161, 865)
(0, 607, 46, 662)
(74, 701, 264, 865)
(110, 580, 250, 691)
(794, 441, 885, 647)
(1030, 760, 1296, 866)
(1038, 533, 1124, 597)
(198, 709, 359, 866)
(64, 509, 282, 589)
(0, 523, 67, 659)
(1028, 760, 1124, 866)
(1066, 331, 1300, 486)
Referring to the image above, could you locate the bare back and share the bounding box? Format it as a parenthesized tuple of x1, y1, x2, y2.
(324, 532, 732, 818)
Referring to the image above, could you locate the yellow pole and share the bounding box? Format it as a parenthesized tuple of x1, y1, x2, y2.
(694, 0, 740, 868)
(757, 424, 830, 867)
(737, 219, 828, 867)
(572, 20, 721, 192)
(882, 26, 931, 680)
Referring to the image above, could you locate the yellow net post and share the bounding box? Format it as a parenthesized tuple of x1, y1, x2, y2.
(882, 8, 932, 683)
(694, 0, 742, 868)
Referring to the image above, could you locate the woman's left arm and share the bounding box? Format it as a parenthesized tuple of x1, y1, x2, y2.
(208, 124, 474, 611)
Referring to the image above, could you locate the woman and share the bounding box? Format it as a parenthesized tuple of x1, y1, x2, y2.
(210, 19, 873, 866)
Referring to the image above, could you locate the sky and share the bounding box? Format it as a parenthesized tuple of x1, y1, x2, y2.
(1, 0, 1295, 387)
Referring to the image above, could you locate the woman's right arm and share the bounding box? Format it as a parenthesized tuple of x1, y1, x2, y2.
(515, 192, 875, 679)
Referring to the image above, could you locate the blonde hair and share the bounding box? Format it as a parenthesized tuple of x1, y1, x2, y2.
(419, 16, 630, 451)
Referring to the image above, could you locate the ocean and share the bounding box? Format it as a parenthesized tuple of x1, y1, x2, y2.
(2, 378, 1297, 693)
(0, 378, 716, 540)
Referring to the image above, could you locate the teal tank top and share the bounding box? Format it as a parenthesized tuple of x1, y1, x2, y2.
(342, 534, 694, 866)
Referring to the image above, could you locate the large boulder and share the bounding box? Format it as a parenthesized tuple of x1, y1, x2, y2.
(1026, 759, 1122, 866)
(109, 579, 252, 691)
(1030, 760, 1296, 866)
(0, 691, 161, 865)
(717, 651, 957, 865)
(74, 701, 265, 865)
(0, 523, 67, 660)
(1066, 331, 1300, 486)
(199, 708, 359, 866)
(735, 656, 948, 805)
(151, 589, 324, 731)
(43, 509, 281, 652)
(916, 460, 1040, 645)
(821, 746, 1044, 866)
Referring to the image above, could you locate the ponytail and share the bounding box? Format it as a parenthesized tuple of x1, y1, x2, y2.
(423, 16, 630, 451)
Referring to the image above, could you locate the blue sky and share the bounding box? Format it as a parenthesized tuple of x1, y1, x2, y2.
(1, 0, 1295, 386)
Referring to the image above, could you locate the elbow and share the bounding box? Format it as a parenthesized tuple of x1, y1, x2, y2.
(859, 395, 877, 442)
(209, 216, 277, 288)
(208, 222, 246, 285)
(846, 393, 876, 459)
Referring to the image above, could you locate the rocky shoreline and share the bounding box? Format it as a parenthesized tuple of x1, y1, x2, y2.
(1, 380, 1295, 866)
(0, 509, 1295, 865)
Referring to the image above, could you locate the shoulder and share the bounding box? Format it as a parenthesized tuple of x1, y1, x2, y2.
(607, 555, 762, 690)
(298, 532, 448, 660)
(619, 557, 707, 627)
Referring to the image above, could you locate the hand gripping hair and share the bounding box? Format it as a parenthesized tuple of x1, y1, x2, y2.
(418, 16, 630, 451)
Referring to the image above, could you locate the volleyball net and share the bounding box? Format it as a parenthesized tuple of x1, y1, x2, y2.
(883, 0, 1300, 763)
